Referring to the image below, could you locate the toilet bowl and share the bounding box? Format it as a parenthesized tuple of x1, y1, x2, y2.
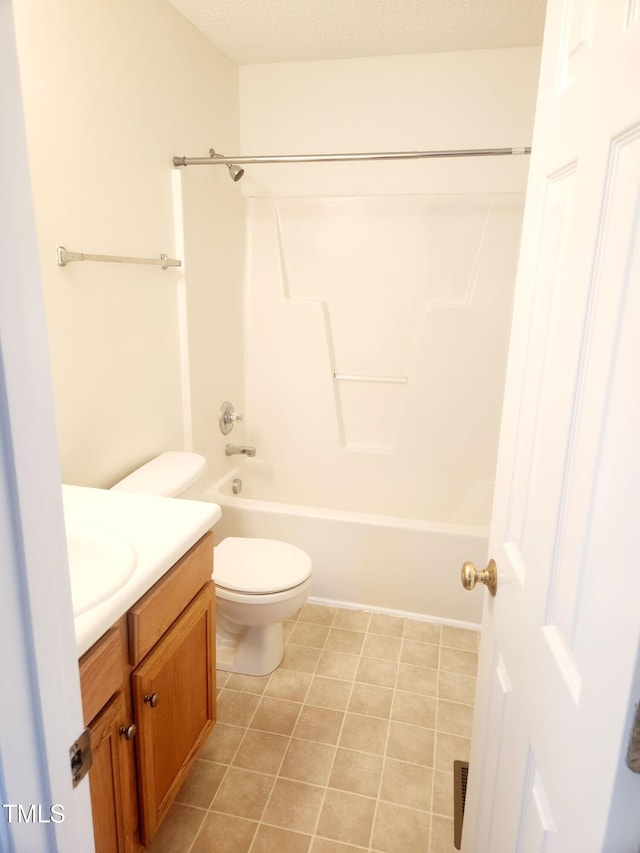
(111, 452, 313, 676)
(214, 537, 312, 675)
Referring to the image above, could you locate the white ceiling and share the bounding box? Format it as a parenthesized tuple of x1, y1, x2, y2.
(167, 0, 547, 65)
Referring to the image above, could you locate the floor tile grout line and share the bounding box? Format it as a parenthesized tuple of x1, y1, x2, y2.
(207, 668, 276, 853)
(246, 604, 339, 853)
(432, 629, 443, 847)
(200, 725, 440, 772)
(182, 801, 215, 853)
(363, 615, 407, 852)
(427, 634, 445, 852)
(198, 768, 442, 816)
(212, 624, 322, 850)
(307, 612, 368, 849)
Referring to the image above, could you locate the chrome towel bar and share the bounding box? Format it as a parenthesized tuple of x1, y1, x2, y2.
(56, 246, 181, 269)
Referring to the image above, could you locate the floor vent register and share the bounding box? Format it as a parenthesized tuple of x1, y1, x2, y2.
(453, 760, 469, 850)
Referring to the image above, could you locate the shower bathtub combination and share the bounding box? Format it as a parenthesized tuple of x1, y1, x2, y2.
(177, 139, 528, 631)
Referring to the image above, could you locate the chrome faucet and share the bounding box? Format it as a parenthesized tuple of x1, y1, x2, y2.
(219, 401, 243, 435)
(225, 444, 256, 457)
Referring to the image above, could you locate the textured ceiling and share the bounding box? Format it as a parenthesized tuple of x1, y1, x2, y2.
(167, 0, 547, 65)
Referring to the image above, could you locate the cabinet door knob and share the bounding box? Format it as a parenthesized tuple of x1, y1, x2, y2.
(144, 692, 159, 708)
(119, 723, 137, 740)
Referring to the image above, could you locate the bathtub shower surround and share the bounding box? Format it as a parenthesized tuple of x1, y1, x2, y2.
(236, 48, 539, 537)
(243, 194, 524, 529)
(232, 185, 524, 628)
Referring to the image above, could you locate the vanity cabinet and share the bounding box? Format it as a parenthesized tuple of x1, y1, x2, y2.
(79, 618, 139, 853)
(78, 532, 215, 851)
(132, 583, 215, 841)
(87, 691, 138, 853)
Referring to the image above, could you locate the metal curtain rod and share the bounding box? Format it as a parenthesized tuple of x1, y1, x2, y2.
(56, 246, 181, 269)
(173, 146, 531, 167)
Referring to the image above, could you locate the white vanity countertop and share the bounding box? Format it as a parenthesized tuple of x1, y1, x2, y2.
(63, 485, 221, 657)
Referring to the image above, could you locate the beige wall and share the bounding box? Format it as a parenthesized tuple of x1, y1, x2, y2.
(239, 49, 541, 198)
(13, 0, 244, 487)
(13, 5, 540, 512)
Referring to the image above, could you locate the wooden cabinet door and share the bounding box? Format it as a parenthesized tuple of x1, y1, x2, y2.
(88, 691, 139, 853)
(132, 582, 215, 844)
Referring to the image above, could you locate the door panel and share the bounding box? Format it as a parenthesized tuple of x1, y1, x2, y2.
(463, 2, 640, 850)
(517, 764, 557, 852)
(560, 0, 596, 89)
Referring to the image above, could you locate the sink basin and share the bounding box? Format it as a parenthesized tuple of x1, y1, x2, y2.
(66, 523, 137, 616)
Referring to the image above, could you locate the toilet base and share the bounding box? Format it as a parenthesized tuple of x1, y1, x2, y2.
(215, 622, 285, 676)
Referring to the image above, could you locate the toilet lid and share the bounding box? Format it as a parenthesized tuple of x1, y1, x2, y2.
(214, 537, 312, 594)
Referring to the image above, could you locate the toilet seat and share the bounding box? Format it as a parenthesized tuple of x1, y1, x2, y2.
(214, 537, 312, 595)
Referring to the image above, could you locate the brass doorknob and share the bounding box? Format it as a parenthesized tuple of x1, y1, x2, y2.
(144, 692, 159, 708)
(461, 559, 498, 597)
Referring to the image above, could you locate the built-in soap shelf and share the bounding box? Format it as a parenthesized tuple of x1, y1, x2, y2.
(333, 373, 408, 384)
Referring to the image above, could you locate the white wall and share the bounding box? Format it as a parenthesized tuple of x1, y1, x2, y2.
(13, 0, 245, 487)
(239, 49, 541, 525)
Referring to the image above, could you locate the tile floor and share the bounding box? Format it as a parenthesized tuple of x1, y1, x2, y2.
(146, 603, 479, 853)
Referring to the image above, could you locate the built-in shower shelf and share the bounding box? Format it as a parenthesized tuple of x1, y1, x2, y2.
(333, 373, 408, 383)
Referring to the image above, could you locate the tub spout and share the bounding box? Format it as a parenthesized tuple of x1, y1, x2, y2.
(225, 444, 256, 457)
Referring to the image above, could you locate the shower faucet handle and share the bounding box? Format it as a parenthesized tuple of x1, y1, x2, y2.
(219, 401, 243, 435)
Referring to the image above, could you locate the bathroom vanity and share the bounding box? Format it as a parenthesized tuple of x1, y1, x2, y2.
(65, 485, 220, 851)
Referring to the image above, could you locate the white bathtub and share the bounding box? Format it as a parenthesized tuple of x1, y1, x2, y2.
(204, 467, 488, 627)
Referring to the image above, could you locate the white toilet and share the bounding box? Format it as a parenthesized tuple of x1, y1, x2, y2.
(111, 451, 313, 676)
(214, 537, 312, 675)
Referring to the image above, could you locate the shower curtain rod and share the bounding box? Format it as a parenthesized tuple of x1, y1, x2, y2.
(172, 146, 531, 167)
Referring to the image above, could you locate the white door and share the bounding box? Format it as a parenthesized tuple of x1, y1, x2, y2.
(1, 4, 95, 851)
(462, 2, 640, 851)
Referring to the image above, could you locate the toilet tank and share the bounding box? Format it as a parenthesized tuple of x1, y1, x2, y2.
(111, 452, 208, 498)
